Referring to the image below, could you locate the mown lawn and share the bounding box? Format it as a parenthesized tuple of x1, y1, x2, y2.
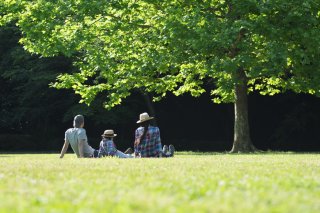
(0, 152, 319, 212)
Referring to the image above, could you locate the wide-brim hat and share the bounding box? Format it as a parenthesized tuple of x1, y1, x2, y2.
(137, 112, 154, 124)
(101, 129, 117, 137)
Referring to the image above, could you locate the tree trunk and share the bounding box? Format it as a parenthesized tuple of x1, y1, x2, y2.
(140, 90, 157, 126)
(230, 69, 257, 153)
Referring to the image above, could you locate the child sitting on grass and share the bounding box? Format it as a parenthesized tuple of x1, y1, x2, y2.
(98, 129, 133, 158)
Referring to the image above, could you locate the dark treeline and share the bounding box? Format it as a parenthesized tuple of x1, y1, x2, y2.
(1, 26, 320, 152)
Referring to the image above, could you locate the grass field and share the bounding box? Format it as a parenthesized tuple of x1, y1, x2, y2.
(0, 152, 319, 213)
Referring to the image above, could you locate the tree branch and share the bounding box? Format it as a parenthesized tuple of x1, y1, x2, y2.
(228, 28, 246, 58)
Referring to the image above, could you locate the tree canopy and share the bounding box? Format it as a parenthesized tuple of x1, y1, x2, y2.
(2, 0, 319, 107)
(2, 0, 320, 152)
(0, 24, 145, 151)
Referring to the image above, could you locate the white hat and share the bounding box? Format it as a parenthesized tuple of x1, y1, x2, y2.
(101, 129, 117, 137)
(136, 112, 154, 124)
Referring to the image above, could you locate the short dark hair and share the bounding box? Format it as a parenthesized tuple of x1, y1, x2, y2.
(73, 115, 84, 128)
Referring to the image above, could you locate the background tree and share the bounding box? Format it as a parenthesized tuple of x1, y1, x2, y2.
(0, 24, 77, 149)
(2, 0, 320, 152)
(0, 24, 144, 151)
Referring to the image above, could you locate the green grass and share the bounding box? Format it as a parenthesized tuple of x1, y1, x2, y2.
(0, 153, 319, 212)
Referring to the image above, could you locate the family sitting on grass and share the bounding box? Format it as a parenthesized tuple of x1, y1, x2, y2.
(59, 112, 175, 158)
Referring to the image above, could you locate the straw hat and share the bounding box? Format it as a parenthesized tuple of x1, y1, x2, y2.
(101, 129, 117, 137)
(136, 112, 154, 124)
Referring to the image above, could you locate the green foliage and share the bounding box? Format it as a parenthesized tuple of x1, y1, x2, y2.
(0, 153, 319, 212)
(0, 24, 73, 133)
(1, 0, 320, 108)
(0, 25, 141, 143)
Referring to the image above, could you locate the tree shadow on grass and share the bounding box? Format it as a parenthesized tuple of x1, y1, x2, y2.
(177, 151, 320, 155)
(177, 151, 229, 155)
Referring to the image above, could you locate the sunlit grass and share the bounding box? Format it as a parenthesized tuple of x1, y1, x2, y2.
(0, 153, 319, 212)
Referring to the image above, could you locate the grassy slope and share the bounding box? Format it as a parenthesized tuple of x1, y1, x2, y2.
(0, 153, 319, 212)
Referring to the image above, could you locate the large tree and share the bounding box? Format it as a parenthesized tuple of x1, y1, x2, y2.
(2, 0, 320, 152)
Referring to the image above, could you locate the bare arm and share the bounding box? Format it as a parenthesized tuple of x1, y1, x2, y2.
(134, 138, 141, 146)
(134, 129, 141, 146)
(60, 140, 69, 158)
(78, 139, 85, 158)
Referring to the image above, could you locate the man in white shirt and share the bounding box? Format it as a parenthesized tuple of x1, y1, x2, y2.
(59, 115, 96, 158)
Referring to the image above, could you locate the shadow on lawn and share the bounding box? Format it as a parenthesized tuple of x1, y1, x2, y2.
(177, 151, 320, 155)
(177, 151, 229, 155)
(0, 151, 58, 156)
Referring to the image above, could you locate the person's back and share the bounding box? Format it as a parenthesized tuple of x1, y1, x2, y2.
(98, 138, 117, 157)
(98, 129, 133, 158)
(65, 128, 94, 158)
(134, 112, 175, 158)
(135, 125, 162, 157)
(60, 115, 95, 158)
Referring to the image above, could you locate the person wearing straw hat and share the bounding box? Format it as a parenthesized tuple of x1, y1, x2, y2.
(98, 129, 133, 158)
(60, 115, 98, 158)
(134, 112, 175, 158)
